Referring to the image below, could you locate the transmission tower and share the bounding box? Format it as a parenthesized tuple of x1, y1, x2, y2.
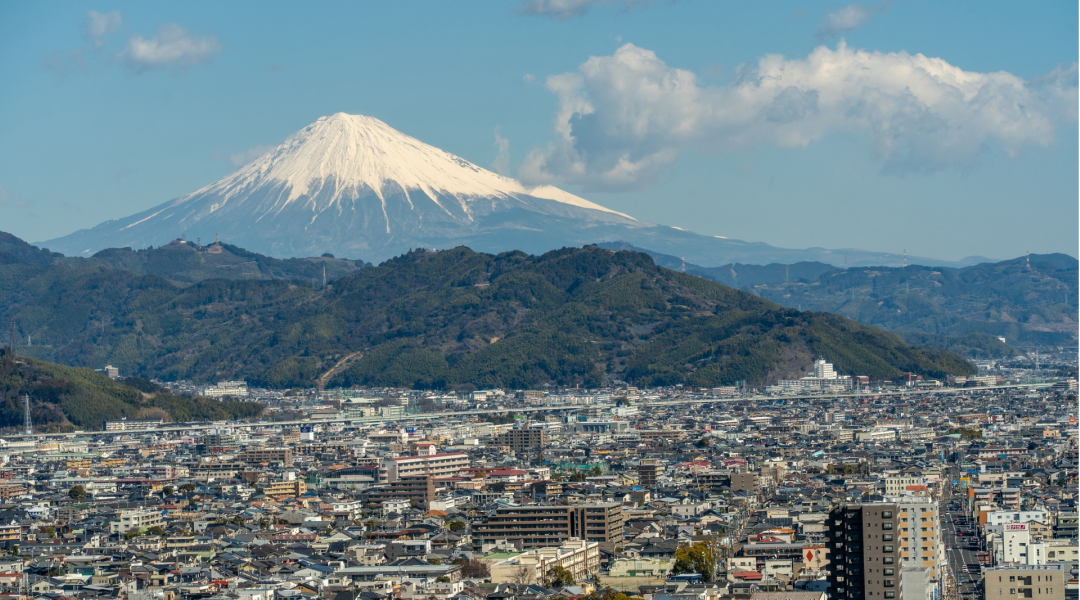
(681, 255, 686, 273)
(23, 395, 31, 436)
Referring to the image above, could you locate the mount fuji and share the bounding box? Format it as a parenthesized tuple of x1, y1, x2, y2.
(42, 113, 969, 267)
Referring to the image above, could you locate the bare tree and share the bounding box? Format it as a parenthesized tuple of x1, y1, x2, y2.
(512, 565, 532, 585)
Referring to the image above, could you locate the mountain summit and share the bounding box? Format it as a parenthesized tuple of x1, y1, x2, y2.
(43, 113, 972, 267)
(44, 113, 645, 262)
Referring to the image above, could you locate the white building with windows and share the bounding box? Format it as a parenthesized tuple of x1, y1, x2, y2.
(110, 509, 164, 534)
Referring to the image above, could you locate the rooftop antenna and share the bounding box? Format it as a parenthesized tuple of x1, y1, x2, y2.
(23, 395, 32, 436)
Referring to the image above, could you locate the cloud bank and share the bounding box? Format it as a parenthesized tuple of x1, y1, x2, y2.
(120, 24, 223, 72)
(520, 43, 1076, 191)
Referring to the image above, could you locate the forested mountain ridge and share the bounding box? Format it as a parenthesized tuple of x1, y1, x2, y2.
(600, 242, 1078, 354)
(1, 238, 973, 389)
(0, 231, 367, 285)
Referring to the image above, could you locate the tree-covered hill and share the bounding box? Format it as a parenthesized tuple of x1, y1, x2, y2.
(0, 349, 262, 432)
(601, 242, 1078, 353)
(0, 238, 974, 389)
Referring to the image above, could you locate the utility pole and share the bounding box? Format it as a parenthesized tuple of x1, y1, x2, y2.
(23, 395, 32, 436)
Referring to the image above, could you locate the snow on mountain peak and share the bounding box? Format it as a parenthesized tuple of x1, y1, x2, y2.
(198, 112, 632, 219)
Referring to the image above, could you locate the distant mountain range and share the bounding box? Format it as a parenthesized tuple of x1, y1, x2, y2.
(1, 231, 366, 285)
(602, 242, 1079, 355)
(0, 237, 973, 389)
(40, 113, 990, 269)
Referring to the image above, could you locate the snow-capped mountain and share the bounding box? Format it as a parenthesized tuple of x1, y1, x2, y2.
(41, 113, 968, 267)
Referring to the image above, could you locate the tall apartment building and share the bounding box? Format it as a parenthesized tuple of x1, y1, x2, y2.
(827, 503, 903, 600)
(365, 475, 436, 508)
(383, 452, 469, 482)
(474, 503, 624, 548)
(495, 428, 550, 453)
(983, 564, 1064, 600)
(637, 459, 661, 488)
(239, 447, 294, 467)
(895, 496, 945, 579)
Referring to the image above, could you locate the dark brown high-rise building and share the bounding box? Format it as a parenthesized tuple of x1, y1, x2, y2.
(637, 459, 661, 488)
(365, 475, 436, 508)
(473, 503, 624, 548)
(827, 503, 902, 600)
(495, 428, 550, 453)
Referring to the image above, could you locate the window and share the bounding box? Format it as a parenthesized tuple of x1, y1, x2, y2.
(883, 534, 893, 541)
(1010, 590, 1016, 595)
(1011, 577, 1016, 582)
(884, 593, 895, 599)
(883, 546, 894, 552)
(883, 557, 894, 564)
(884, 569, 894, 576)
(883, 523, 894, 530)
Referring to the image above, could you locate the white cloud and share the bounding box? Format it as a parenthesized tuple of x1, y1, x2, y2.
(119, 24, 222, 72)
(230, 145, 275, 167)
(492, 128, 511, 176)
(519, 0, 615, 19)
(518, 0, 663, 20)
(86, 10, 122, 49)
(521, 43, 1071, 191)
(818, 2, 890, 38)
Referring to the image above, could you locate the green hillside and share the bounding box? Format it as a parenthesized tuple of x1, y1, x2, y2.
(0, 349, 262, 432)
(601, 242, 1078, 351)
(0, 237, 974, 389)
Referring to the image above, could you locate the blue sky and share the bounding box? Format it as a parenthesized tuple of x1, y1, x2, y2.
(0, 0, 1076, 261)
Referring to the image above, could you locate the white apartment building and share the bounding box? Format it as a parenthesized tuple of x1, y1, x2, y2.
(202, 380, 248, 398)
(885, 475, 927, 496)
(490, 539, 600, 585)
(110, 509, 164, 534)
(813, 358, 836, 379)
(999, 523, 1032, 564)
(382, 452, 469, 482)
(987, 511, 1048, 526)
(893, 495, 946, 580)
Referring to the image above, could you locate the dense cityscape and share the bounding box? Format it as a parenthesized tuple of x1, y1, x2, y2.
(3, 6, 1076, 600)
(0, 356, 1072, 600)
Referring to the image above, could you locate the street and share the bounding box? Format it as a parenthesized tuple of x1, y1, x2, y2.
(942, 499, 984, 600)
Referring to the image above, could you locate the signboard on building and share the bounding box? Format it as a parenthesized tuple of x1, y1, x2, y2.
(1005, 523, 1028, 531)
